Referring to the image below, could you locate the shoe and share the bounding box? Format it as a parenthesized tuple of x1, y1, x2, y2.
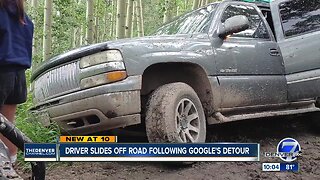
(9, 155, 16, 168)
(0, 161, 22, 180)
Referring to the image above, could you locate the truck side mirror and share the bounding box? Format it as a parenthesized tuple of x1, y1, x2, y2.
(218, 15, 250, 39)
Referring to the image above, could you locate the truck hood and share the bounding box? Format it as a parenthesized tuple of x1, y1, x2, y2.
(31, 34, 210, 80)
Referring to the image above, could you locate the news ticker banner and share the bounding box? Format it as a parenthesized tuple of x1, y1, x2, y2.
(59, 136, 117, 143)
(24, 136, 260, 162)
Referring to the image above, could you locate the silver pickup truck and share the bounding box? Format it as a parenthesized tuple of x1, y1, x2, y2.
(31, 0, 320, 143)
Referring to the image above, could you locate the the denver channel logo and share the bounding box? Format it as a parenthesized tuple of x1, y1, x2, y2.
(265, 138, 302, 162)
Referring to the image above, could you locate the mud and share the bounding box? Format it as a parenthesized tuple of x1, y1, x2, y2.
(19, 113, 320, 180)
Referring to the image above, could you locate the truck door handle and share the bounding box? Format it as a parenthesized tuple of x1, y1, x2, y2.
(270, 49, 281, 56)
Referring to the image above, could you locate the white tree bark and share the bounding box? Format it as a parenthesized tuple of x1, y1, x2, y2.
(132, 1, 137, 37)
(86, 0, 94, 44)
(94, 17, 99, 43)
(192, 0, 200, 9)
(116, 0, 126, 39)
(136, 0, 144, 37)
(80, 25, 84, 46)
(30, 0, 38, 55)
(43, 0, 53, 61)
(163, 0, 172, 23)
(31, 0, 38, 8)
(73, 28, 80, 48)
(125, 0, 134, 38)
(111, 0, 117, 38)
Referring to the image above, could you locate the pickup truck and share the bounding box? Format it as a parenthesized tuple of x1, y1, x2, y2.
(31, 0, 320, 143)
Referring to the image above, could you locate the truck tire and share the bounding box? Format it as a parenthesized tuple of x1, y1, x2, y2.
(145, 82, 206, 143)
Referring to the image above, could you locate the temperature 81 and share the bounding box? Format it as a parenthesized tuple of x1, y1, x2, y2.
(286, 164, 295, 170)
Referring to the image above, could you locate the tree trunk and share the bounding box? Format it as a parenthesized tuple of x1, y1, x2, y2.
(163, 0, 170, 23)
(176, 5, 180, 16)
(102, 2, 109, 41)
(125, 0, 134, 38)
(73, 27, 80, 48)
(163, 0, 176, 23)
(80, 25, 84, 46)
(42, 0, 53, 61)
(132, 1, 137, 37)
(136, 0, 144, 37)
(30, 0, 38, 55)
(109, 0, 114, 37)
(139, 0, 144, 36)
(86, 0, 94, 44)
(102, 13, 109, 40)
(201, 0, 209, 6)
(116, 0, 126, 39)
(31, 0, 38, 8)
(95, 17, 99, 43)
(112, 0, 117, 38)
(184, 0, 189, 10)
(192, 0, 200, 10)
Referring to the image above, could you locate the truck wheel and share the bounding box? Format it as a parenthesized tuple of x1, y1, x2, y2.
(145, 83, 206, 143)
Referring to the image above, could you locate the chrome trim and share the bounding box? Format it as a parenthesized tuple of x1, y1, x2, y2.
(80, 61, 125, 79)
(287, 76, 320, 85)
(286, 68, 320, 84)
(34, 62, 80, 103)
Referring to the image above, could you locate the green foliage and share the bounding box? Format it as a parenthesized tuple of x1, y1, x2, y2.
(144, 0, 194, 35)
(27, 0, 198, 62)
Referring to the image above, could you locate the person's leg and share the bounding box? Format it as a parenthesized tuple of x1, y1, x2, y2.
(0, 71, 17, 158)
(0, 104, 18, 156)
(0, 70, 26, 163)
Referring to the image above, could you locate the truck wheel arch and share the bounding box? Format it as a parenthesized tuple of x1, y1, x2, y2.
(141, 62, 215, 120)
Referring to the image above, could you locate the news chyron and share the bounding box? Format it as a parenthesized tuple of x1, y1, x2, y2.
(262, 138, 301, 172)
(24, 136, 259, 162)
(24, 136, 300, 172)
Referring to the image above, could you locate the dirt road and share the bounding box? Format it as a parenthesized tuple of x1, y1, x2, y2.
(21, 113, 320, 180)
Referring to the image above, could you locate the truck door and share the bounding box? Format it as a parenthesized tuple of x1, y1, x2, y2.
(271, 0, 320, 101)
(213, 2, 287, 109)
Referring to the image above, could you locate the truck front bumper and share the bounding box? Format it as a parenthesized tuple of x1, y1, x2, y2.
(31, 76, 141, 135)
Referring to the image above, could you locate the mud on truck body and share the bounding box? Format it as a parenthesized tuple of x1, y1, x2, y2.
(30, 0, 320, 143)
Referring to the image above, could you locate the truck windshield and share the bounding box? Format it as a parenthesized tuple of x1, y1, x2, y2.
(154, 4, 217, 35)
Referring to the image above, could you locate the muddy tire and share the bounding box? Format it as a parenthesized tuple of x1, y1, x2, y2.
(145, 82, 206, 143)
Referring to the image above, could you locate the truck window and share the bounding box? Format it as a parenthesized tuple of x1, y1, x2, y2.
(154, 4, 217, 35)
(279, 0, 320, 37)
(260, 9, 276, 39)
(221, 4, 270, 39)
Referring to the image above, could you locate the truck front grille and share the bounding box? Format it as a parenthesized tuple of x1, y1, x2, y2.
(34, 61, 80, 103)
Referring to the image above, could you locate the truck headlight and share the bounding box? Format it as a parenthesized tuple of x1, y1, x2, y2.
(80, 50, 123, 69)
(80, 71, 127, 89)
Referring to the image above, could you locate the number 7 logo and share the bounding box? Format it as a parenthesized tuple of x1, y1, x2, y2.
(277, 138, 301, 162)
